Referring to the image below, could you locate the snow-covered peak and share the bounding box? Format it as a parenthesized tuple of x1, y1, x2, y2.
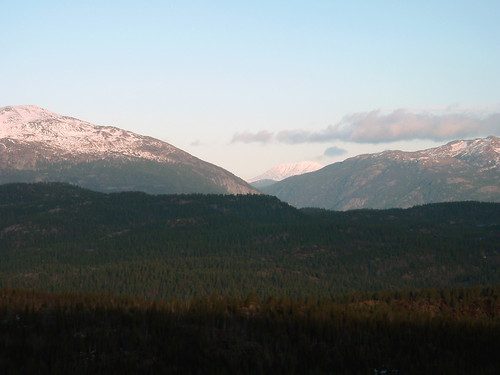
(249, 161, 323, 182)
(0, 105, 63, 124)
(0, 105, 177, 162)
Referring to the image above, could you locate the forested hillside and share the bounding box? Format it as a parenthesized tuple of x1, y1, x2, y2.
(1, 183, 498, 299)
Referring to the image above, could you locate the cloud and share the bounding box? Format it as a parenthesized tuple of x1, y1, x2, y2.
(275, 128, 343, 144)
(323, 146, 347, 157)
(231, 107, 500, 144)
(337, 109, 500, 143)
(231, 130, 273, 143)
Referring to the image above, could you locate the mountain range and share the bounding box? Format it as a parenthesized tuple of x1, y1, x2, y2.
(0, 105, 258, 195)
(262, 136, 500, 210)
(1, 105, 499, 210)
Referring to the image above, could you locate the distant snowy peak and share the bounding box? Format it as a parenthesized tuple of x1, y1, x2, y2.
(0, 105, 178, 163)
(249, 161, 323, 182)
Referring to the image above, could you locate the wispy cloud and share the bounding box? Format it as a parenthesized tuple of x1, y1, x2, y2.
(231, 130, 273, 143)
(231, 107, 500, 144)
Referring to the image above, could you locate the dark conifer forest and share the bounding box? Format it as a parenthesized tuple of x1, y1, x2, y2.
(0, 182, 499, 373)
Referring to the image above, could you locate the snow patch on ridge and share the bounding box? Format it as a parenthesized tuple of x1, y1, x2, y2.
(449, 140, 469, 154)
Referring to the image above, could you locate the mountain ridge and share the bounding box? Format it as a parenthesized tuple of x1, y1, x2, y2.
(0, 105, 258, 195)
(262, 136, 500, 210)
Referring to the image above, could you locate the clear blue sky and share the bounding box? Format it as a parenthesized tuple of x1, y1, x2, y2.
(2, 1, 499, 179)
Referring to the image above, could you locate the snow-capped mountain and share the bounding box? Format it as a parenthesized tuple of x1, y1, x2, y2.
(262, 136, 500, 210)
(0, 105, 258, 195)
(0, 105, 177, 163)
(249, 161, 323, 183)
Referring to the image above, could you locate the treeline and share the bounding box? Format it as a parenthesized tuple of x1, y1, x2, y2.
(0, 286, 498, 374)
(0, 183, 499, 299)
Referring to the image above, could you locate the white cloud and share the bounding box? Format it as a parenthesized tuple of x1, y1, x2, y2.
(231, 107, 500, 144)
(337, 109, 500, 143)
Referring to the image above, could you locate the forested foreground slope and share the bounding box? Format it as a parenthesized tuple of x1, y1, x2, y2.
(0, 287, 498, 374)
(0, 183, 499, 299)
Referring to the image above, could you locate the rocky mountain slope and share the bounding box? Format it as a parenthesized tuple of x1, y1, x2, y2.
(0, 105, 258, 194)
(262, 136, 500, 210)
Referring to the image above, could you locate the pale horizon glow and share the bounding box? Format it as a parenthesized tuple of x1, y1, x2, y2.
(2, 1, 499, 180)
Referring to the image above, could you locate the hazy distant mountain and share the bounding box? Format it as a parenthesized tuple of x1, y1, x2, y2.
(262, 136, 500, 210)
(0, 105, 258, 194)
(249, 161, 323, 188)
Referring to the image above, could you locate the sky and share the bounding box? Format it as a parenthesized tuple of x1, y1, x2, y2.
(2, 1, 500, 180)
